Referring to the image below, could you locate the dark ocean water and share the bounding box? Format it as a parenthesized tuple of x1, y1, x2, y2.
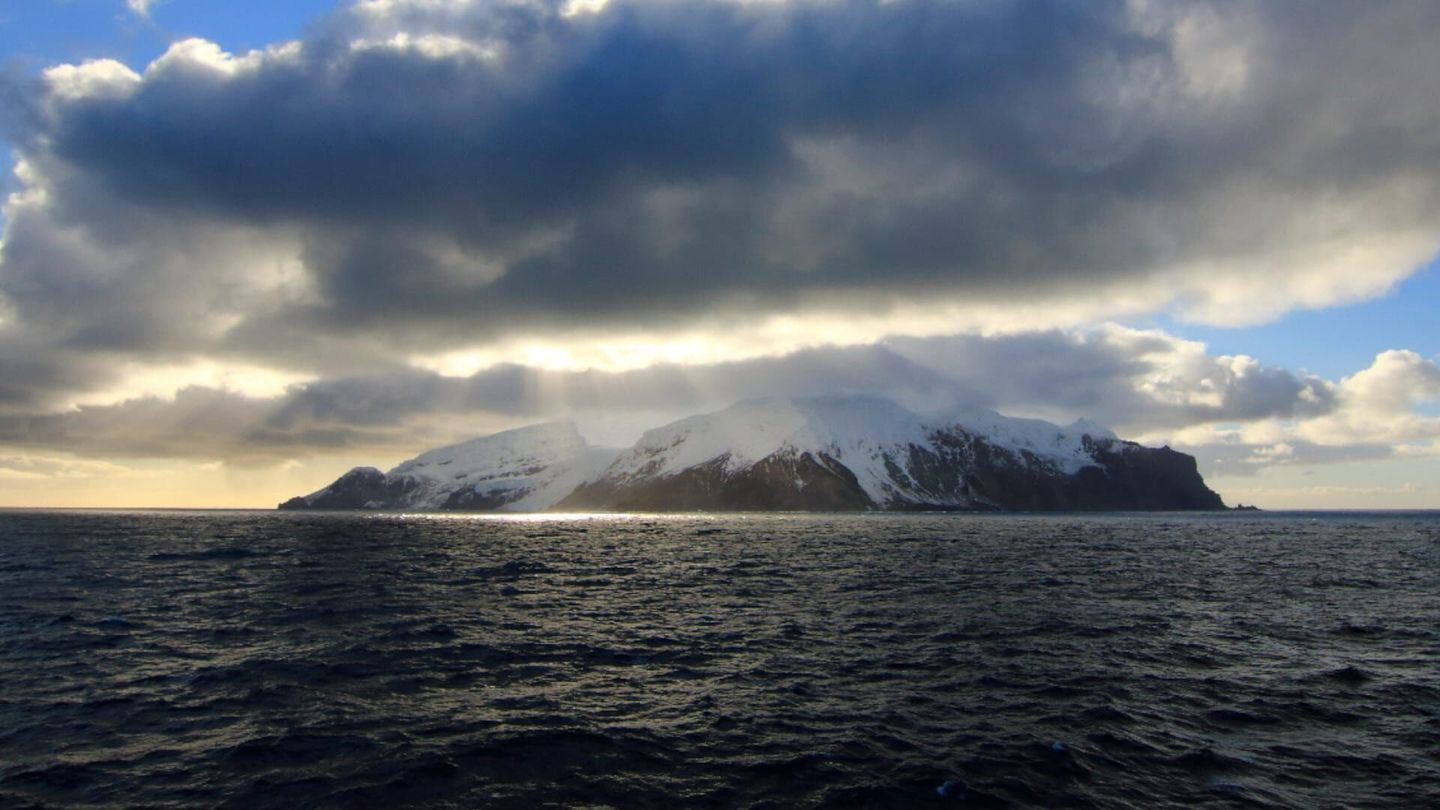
(1, 510, 1438, 809)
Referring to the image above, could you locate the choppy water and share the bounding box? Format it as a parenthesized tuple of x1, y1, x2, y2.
(1, 510, 1438, 808)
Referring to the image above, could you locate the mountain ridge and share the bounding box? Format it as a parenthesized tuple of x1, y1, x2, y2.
(279, 396, 1224, 512)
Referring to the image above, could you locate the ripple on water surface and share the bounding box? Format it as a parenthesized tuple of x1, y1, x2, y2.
(1, 510, 1438, 807)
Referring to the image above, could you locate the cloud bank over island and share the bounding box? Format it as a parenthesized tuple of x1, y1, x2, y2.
(1, 0, 1438, 506)
(0, 328, 1433, 481)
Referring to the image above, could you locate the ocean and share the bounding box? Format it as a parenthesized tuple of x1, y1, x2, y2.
(1, 510, 1437, 808)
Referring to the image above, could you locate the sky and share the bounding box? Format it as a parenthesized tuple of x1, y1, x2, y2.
(0, 0, 1436, 509)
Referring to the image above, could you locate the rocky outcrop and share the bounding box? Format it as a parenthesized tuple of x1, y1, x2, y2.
(278, 467, 421, 510)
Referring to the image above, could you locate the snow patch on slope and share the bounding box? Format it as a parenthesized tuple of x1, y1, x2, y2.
(616, 398, 810, 478)
(389, 421, 608, 509)
(500, 446, 619, 511)
(938, 406, 1114, 474)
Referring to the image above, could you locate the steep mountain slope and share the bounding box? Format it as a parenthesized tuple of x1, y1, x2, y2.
(278, 421, 615, 511)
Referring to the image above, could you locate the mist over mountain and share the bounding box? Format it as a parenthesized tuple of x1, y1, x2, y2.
(281, 396, 1223, 512)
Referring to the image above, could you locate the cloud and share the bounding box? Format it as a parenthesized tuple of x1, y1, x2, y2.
(886, 325, 1337, 430)
(1218, 482, 1430, 507)
(1161, 349, 1440, 476)
(4, 0, 1440, 411)
(0, 452, 141, 480)
(1313, 349, 1440, 440)
(5, 326, 1423, 479)
(1181, 439, 1398, 479)
(126, 0, 160, 18)
(0, 343, 965, 461)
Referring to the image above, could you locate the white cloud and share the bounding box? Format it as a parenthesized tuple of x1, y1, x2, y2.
(65, 359, 315, 409)
(350, 32, 502, 62)
(1294, 350, 1440, 445)
(43, 59, 141, 101)
(1158, 350, 1440, 479)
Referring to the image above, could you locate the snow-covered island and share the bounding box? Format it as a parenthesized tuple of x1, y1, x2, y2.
(279, 396, 1224, 512)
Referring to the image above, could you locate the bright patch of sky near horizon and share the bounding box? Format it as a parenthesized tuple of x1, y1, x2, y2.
(0, 0, 1436, 509)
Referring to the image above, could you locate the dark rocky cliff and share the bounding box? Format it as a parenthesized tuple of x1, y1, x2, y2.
(923, 435, 1225, 511)
(560, 433, 1224, 512)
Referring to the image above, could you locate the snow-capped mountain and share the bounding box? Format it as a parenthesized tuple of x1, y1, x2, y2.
(558, 396, 1221, 511)
(278, 421, 616, 511)
(279, 397, 1225, 512)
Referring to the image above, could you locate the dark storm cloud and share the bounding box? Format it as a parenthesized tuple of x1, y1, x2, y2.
(0, 341, 116, 412)
(3, 0, 1440, 409)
